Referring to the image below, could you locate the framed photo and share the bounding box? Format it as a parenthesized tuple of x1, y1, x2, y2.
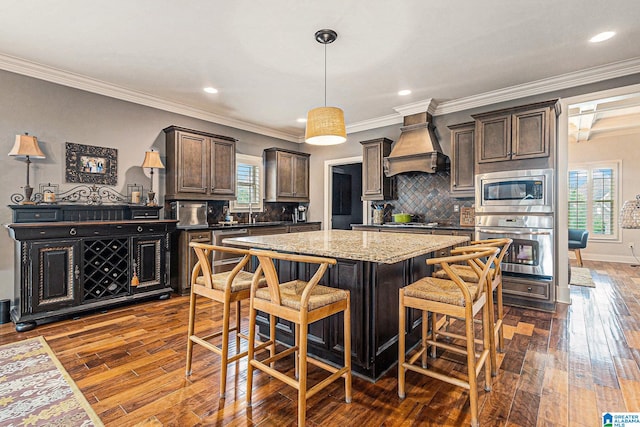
(65, 143, 117, 185)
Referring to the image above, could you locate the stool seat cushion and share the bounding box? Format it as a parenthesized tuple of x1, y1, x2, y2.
(432, 264, 495, 283)
(404, 276, 480, 306)
(256, 280, 349, 311)
(196, 270, 266, 293)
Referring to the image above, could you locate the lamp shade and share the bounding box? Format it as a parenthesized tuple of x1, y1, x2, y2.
(621, 195, 640, 229)
(304, 106, 347, 145)
(8, 134, 45, 158)
(141, 151, 165, 169)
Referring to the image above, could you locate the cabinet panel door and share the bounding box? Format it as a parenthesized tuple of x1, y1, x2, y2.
(177, 133, 209, 194)
(512, 107, 549, 160)
(293, 154, 309, 199)
(29, 240, 79, 313)
(363, 143, 383, 197)
(132, 235, 165, 289)
(276, 151, 295, 197)
(477, 115, 511, 163)
(211, 139, 236, 196)
(450, 125, 475, 194)
(330, 260, 367, 368)
(181, 231, 211, 293)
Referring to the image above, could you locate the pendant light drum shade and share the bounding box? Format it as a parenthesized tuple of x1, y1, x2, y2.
(305, 29, 346, 146)
(305, 106, 347, 145)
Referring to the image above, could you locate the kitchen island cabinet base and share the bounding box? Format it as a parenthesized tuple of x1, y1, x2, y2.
(255, 254, 430, 381)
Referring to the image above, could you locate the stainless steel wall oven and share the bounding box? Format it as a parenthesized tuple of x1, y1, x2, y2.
(476, 214, 554, 278)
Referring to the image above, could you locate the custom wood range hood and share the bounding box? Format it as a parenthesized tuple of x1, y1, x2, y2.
(383, 112, 448, 176)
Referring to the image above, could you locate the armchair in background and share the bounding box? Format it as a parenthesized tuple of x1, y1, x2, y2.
(568, 229, 589, 267)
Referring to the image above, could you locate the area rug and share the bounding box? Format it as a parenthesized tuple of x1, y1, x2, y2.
(570, 266, 595, 288)
(0, 336, 103, 426)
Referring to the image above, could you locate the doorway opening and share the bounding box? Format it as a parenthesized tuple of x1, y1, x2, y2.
(324, 156, 365, 230)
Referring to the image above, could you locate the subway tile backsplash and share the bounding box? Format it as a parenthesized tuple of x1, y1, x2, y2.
(390, 171, 474, 225)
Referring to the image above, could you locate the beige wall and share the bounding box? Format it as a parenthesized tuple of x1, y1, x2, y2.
(0, 70, 299, 301)
(568, 130, 640, 263)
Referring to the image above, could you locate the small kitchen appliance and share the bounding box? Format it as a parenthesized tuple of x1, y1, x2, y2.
(295, 205, 307, 223)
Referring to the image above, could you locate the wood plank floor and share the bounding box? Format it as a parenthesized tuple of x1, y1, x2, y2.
(1, 259, 639, 426)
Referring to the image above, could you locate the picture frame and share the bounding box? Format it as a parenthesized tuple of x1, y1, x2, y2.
(65, 142, 117, 186)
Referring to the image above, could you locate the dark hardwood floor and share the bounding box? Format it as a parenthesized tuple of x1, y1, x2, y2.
(1, 259, 639, 426)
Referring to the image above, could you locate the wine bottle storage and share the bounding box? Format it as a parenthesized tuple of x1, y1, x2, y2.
(82, 238, 130, 302)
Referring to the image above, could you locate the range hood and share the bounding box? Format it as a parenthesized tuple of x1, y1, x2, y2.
(383, 112, 448, 176)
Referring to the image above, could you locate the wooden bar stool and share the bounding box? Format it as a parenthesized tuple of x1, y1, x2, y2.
(399, 247, 499, 427)
(432, 238, 512, 375)
(246, 249, 352, 426)
(185, 243, 271, 398)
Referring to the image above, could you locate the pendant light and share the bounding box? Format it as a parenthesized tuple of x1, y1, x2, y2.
(305, 29, 347, 145)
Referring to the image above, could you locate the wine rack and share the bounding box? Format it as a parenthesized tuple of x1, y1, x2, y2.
(82, 238, 130, 302)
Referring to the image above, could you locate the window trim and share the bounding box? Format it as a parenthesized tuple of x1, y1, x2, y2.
(229, 153, 264, 213)
(568, 160, 622, 242)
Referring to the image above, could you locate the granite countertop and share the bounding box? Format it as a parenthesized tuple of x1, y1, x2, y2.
(352, 223, 474, 232)
(178, 221, 321, 231)
(224, 229, 469, 264)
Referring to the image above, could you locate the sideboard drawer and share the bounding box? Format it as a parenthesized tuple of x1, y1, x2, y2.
(12, 208, 60, 223)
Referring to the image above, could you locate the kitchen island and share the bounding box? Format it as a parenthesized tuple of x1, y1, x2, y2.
(225, 229, 468, 381)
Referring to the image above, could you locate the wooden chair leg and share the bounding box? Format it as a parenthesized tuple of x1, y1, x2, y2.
(246, 303, 257, 407)
(421, 309, 428, 368)
(235, 300, 242, 356)
(575, 249, 583, 267)
(343, 296, 352, 403)
(465, 312, 480, 427)
(486, 284, 498, 377)
(482, 300, 492, 392)
(269, 314, 276, 368)
(298, 317, 308, 427)
(398, 289, 406, 399)
(220, 299, 231, 398)
(185, 291, 197, 376)
(496, 281, 504, 353)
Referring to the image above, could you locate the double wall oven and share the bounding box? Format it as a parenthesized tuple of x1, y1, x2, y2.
(475, 168, 554, 280)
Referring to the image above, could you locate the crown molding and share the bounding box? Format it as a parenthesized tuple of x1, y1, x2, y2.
(393, 98, 437, 116)
(0, 53, 301, 143)
(434, 57, 640, 116)
(3, 52, 640, 140)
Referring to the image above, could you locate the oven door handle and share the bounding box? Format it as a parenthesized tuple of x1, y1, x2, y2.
(477, 229, 552, 236)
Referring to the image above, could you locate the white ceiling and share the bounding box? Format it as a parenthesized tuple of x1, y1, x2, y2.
(1, 0, 640, 142)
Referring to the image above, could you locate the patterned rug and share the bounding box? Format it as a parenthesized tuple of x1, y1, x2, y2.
(0, 336, 103, 426)
(570, 266, 595, 288)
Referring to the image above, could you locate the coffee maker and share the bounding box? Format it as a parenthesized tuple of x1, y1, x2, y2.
(295, 205, 307, 223)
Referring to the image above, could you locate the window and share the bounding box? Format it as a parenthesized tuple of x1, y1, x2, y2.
(568, 161, 621, 240)
(229, 154, 263, 213)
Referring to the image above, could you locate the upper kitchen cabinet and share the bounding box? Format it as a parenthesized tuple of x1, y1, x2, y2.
(473, 99, 560, 171)
(448, 122, 475, 197)
(164, 126, 236, 200)
(264, 148, 310, 202)
(361, 138, 396, 201)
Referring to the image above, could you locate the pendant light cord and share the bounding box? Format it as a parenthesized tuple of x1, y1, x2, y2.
(324, 42, 327, 107)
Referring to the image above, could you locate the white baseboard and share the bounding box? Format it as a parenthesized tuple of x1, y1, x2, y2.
(569, 252, 639, 264)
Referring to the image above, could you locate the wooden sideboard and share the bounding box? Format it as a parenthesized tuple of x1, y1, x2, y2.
(6, 205, 176, 332)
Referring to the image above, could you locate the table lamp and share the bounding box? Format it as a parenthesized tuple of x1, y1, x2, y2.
(8, 133, 46, 204)
(141, 150, 164, 206)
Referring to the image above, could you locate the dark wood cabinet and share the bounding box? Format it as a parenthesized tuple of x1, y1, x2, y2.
(28, 240, 80, 313)
(361, 138, 396, 201)
(174, 230, 211, 295)
(264, 148, 310, 202)
(448, 122, 475, 197)
(473, 99, 560, 167)
(164, 126, 236, 200)
(288, 223, 321, 233)
(8, 219, 176, 331)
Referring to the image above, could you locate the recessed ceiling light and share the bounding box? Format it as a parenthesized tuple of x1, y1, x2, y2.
(297, 118, 307, 123)
(589, 31, 616, 43)
(398, 89, 412, 96)
(203, 87, 218, 94)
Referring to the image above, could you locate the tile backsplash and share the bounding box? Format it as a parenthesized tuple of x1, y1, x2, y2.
(387, 171, 474, 225)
